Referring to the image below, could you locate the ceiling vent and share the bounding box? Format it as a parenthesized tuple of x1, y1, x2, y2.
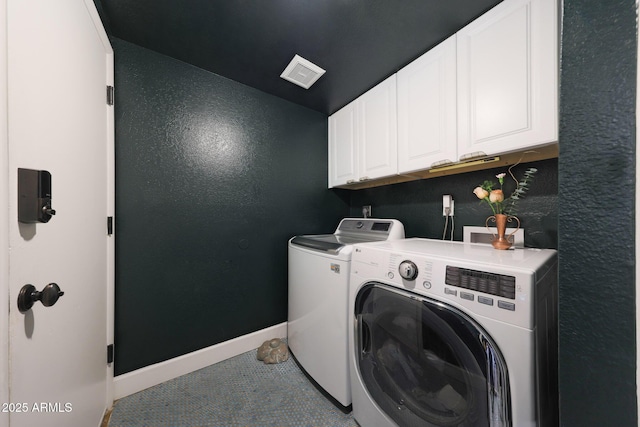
(280, 55, 326, 89)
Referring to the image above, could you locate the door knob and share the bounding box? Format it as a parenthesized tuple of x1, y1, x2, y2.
(17, 283, 64, 313)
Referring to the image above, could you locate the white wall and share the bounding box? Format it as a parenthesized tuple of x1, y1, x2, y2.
(0, 0, 10, 425)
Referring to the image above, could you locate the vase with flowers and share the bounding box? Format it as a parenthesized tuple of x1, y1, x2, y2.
(473, 166, 537, 249)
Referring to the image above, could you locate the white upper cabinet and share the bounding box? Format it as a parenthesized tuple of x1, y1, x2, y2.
(328, 100, 358, 187)
(456, 0, 558, 159)
(328, 75, 397, 187)
(329, 0, 558, 188)
(397, 35, 457, 173)
(358, 75, 398, 181)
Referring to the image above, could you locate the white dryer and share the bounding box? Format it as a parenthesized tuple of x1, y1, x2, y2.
(348, 238, 558, 427)
(288, 218, 404, 407)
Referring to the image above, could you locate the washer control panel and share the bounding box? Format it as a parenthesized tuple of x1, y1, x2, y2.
(350, 239, 556, 330)
(336, 218, 405, 240)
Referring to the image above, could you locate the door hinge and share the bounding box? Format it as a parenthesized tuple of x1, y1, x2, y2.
(107, 216, 113, 235)
(106, 85, 114, 106)
(107, 344, 114, 364)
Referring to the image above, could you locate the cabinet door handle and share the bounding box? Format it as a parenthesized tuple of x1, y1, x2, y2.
(430, 159, 454, 168)
(459, 151, 487, 162)
(346, 179, 356, 184)
(359, 176, 370, 181)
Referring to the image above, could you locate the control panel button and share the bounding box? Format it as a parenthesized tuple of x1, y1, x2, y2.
(422, 281, 432, 289)
(478, 296, 494, 306)
(444, 288, 457, 296)
(498, 301, 516, 311)
(387, 272, 395, 279)
(460, 292, 474, 301)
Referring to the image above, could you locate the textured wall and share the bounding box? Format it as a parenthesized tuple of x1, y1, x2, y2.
(109, 0, 639, 421)
(559, 0, 637, 425)
(349, 158, 558, 248)
(113, 38, 348, 375)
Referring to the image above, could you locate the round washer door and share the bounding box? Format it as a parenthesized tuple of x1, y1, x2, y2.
(354, 283, 511, 427)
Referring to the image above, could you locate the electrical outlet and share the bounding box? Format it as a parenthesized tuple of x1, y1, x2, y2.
(362, 205, 372, 218)
(442, 195, 454, 216)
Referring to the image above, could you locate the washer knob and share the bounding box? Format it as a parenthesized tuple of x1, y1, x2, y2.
(398, 260, 418, 281)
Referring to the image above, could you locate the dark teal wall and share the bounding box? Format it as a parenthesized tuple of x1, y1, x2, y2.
(558, 0, 636, 425)
(349, 158, 558, 248)
(111, 0, 638, 422)
(113, 38, 349, 375)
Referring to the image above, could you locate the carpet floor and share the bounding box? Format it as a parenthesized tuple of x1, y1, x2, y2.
(108, 349, 358, 427)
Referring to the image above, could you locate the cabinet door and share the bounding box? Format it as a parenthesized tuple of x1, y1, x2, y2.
(398, 35, 457, 173)
(358, 75, 398, 181)
(328, 100, 358, 187)
(457, 0, 557, 159)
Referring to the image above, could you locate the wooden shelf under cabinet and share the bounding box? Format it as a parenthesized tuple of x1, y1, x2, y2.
(331, 144, 558, 190)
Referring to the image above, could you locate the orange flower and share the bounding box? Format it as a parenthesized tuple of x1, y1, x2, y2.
(473, 186, 489, 199)
(489, 189, 504, 203)
(475, 166, 537, 216)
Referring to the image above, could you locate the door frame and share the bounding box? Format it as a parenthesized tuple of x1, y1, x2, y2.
(0, 0, 115, 422)
(99, 0, 116, 408)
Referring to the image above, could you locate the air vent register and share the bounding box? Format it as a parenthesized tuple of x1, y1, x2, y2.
(280, 54, 326, 89)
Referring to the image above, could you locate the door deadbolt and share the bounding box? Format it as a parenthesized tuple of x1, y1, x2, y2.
(17, 283, 64, 313)
(17, 168, 56, 223)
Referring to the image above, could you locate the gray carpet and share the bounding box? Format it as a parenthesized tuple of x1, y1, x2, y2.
(108, 349, 358, 427)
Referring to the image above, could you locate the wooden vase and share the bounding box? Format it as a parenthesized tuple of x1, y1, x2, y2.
(486, 214, 520, 250)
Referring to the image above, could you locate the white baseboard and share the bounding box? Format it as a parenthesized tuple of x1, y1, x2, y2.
(113, 322, 288, 400)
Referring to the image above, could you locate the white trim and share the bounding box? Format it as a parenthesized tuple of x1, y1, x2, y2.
(0, 0, 10, 425)
(104, 46, 115, 412)
(113, 322, 288, 400)
(83, 0, 113, 54)
(81, 0, 115, 415)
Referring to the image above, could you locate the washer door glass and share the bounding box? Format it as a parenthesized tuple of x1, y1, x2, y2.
(355, 283, 511, 427)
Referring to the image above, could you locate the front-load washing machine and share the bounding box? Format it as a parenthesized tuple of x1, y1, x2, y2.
(288, 218, 404, 407)
(348, 238, 558, 427)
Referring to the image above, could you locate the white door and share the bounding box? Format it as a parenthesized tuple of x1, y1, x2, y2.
(456, 0, 558, 158)
(397, 35, 457, 173)
(328, 100, 358, 187)
(358, 75, 398, 181)
(3, 0, 114, 426)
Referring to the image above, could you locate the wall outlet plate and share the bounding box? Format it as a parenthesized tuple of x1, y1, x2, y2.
(442, 195, 454, 216)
